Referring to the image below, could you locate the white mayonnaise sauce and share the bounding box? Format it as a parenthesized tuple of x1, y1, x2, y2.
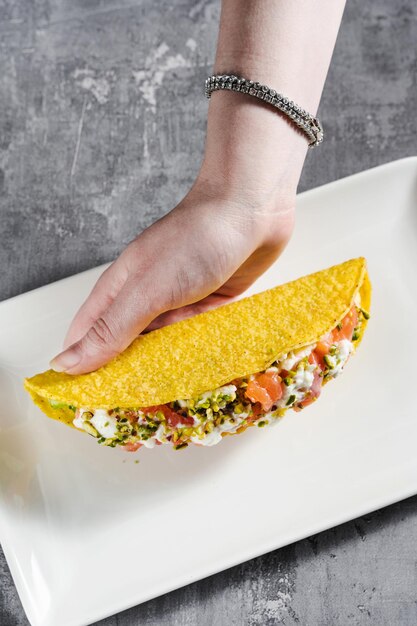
(279, 345, 315, 371)
(327, 339, 353, 377)
(73, 410, 86, 431)
(90, 409, 118, 438)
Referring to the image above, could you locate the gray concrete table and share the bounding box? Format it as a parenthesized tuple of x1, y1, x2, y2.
(1, 1, 416, 624)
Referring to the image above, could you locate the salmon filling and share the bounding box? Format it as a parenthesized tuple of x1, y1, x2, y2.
(64, 305, 368, 451)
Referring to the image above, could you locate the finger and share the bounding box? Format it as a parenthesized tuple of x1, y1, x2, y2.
(63, 259, 129, 349)
(51, 274, 162, 374)
(143, 293, 238, 332)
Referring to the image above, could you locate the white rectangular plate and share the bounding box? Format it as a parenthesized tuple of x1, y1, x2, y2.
(1, 158, 416, 626)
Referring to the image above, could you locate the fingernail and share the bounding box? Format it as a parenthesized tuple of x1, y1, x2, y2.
(50, 347, 81, 372)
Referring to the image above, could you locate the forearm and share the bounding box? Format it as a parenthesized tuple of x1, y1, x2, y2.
(215, 0, 345, 113)
(199, 0, 346, 202)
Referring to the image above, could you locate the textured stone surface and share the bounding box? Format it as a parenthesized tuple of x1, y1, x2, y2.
(0, 0, 416, 624)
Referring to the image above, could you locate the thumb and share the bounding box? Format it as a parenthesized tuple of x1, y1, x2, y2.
(50, 276, 164, 374)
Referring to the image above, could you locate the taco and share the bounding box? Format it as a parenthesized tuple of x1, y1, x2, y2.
(25, 258, 371, 451)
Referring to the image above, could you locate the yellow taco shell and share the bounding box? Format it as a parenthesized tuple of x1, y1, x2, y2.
(25, 257, 371, 428)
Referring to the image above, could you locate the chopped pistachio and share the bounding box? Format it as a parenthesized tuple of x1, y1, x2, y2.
(286, 395, 296, 406)
(336, 322, 343, 330)
(257, 420, 266, 428)
(323, 354, 335, 368)
(83, 421, 99, 437)
(49, 399, 69, 410)
(360, 307, 370, 320)
(174, 442, 188, 450)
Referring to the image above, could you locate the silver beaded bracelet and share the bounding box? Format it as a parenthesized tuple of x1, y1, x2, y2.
(205, 74, 323, 148)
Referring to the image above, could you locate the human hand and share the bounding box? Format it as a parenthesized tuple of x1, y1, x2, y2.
(51, 92, 306, 375)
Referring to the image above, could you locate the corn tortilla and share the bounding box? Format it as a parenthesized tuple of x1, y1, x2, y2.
(25, 257, 371, 428)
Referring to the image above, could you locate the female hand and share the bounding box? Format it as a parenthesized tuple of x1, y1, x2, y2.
(51, 165, 295, 374)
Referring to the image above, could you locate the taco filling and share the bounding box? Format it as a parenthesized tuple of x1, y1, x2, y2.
(55, 303, 369, 452)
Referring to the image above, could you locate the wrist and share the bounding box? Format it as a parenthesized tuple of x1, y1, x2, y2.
(200, 89, 307, 206)
(189, 164, 295, 248)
